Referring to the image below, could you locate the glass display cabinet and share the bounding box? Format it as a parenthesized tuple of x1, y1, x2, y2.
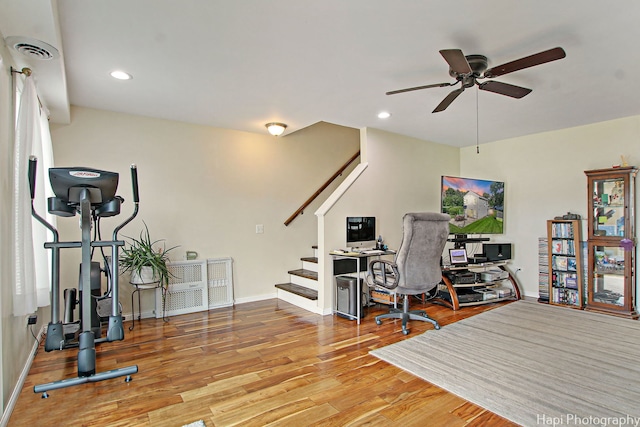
(584, 166, 637, 318)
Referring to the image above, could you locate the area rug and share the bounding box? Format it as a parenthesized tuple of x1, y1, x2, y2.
(370, 300, 640, 426)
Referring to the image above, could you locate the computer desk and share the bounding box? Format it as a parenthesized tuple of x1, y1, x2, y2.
(329, 250, 396, 324)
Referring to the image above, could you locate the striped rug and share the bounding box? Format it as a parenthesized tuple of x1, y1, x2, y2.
(370, 300, 640, 426)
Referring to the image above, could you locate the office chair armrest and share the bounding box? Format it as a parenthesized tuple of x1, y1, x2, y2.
(366, 259, 399, 290)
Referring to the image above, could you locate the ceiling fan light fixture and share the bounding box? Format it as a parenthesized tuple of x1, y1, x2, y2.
(265, 122, 287, 136)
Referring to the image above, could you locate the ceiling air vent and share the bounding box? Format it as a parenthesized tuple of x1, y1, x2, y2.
(5, 36, 59, 60)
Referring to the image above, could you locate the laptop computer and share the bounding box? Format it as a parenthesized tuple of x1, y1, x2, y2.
(449, 248, 468, 266)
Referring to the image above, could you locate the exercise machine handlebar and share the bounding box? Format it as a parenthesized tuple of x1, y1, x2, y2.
(28, 156, 58, 236)
(131, 164, 139, 203)
(113, 164, 139, 240)
(28, 155, 37, 200)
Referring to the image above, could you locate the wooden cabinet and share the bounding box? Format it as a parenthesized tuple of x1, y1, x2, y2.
(584, 167, 638, 318)
(547, 220, 584, 308)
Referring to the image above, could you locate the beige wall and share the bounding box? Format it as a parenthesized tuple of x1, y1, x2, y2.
(460, 115, 640, 298)
(317, 127, 460, 311)
(50, 107, 360, 318)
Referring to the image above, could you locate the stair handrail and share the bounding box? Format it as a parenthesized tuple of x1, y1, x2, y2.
(284, 150, 360, 226)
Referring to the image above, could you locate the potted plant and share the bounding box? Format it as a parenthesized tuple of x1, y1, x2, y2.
(119, 222, 177, 293)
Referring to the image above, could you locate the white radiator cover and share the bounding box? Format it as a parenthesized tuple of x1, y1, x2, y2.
(207, 257, 234, 309)
(156, 258, 234, 318)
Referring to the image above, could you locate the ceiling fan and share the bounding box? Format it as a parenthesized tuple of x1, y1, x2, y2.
(386, 47, 566, 113)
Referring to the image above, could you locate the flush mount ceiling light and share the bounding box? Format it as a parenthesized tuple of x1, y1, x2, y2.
(378, 111, 391, 119)
(110, 70, 133, 80)
(265, 122, 287, 136)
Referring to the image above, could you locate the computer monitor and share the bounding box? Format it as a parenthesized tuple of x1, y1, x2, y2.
(449, 248, 468, 266)
(346, 216, 376, 249)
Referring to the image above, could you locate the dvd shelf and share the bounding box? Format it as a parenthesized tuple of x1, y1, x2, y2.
(547, 219, 584, 308)
(538, 237, 549, 303)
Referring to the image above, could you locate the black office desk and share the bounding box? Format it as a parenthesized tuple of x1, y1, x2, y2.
(329, 250, 395, 324)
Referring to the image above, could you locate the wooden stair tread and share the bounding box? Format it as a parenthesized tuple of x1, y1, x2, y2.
(300, 257, 318, 263)
(287, 269, 318, 280)
(275, 283, 318, 300)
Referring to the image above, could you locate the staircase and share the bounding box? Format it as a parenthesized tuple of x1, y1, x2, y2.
(275, 246, 322, 314)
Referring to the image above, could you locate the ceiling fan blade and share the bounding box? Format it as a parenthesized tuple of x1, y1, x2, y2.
(484, 47, 566, 78)
(439, 49, 472, 74)
(433, 87, 465, 113)
(386, 82, 453, 95)
(478, 80, 532, 98)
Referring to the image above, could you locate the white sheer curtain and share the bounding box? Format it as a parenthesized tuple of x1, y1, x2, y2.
(13, 74, 55, 316)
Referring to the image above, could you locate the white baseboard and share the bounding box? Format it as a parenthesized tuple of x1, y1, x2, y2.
(321, 307, 333, 316)
(236, 293, 330, 316)
(276, 289, 323, 315)
(233, 293, 277, 305)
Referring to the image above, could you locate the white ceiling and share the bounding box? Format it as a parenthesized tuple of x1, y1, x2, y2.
(2, 1, 640, 147)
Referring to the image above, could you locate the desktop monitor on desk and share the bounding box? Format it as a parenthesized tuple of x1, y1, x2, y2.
(449, 248, 468, 266)
(483, 243, 512, 261)
(346, 216, 376, 250)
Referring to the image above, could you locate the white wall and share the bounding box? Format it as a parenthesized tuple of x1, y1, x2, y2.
(460, 115, 640, 298)
(50, 108, 360, 317)
(317, 127, 460, 311)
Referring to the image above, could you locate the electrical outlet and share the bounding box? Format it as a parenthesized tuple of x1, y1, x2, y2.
(27, 314, 37, 325)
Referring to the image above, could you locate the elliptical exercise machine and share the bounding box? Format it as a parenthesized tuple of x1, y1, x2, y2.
(29, 157, 140, 397)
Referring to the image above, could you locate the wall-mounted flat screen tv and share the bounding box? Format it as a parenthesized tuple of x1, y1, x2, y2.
(441, 175, 504, 234)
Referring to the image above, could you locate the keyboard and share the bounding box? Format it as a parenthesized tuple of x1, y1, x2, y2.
(361, 249, 384, 255)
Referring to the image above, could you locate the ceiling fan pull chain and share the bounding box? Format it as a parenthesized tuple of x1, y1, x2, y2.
(476, 87, 480, 154)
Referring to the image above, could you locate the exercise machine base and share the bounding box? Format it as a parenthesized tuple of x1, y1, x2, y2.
(34, 365, 138, 398)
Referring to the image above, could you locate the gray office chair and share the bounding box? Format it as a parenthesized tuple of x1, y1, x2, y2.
(366, 212, 450, 335)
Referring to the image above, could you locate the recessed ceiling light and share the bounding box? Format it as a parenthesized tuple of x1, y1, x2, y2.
(378, 111, 391, 119)
(110, 70, 132, 80)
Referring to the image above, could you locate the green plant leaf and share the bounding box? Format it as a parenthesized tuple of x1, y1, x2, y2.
(119, 221, 178, 289)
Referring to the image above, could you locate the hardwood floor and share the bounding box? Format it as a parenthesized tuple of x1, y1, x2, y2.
(9, 299, 518, 426)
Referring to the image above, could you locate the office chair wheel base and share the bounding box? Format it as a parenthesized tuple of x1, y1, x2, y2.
(375, 319, 382, 325)
(402, 328, 409, 335)
(434, 324, 441, 330)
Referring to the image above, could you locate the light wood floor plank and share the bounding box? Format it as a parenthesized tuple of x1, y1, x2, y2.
(8, 298, 517, 426)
